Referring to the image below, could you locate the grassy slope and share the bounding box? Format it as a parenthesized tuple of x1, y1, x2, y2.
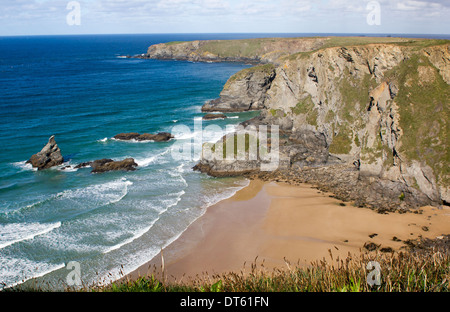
(99, 249, 450, 292)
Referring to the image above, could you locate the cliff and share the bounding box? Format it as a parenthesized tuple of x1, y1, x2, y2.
(144, 37, 450, 211)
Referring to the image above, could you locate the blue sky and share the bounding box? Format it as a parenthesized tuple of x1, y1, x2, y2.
(1, 0, 449, 36)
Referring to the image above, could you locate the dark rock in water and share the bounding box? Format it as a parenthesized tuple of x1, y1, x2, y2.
(114, 132, 174, 142)
(203, 113, 227, 120)
(74, 161, 93, 169)
(137, 132, 174, 142)
(114, 133, 141, 141)
(26, 135, 64, 170)
(91, 158, 138, 173)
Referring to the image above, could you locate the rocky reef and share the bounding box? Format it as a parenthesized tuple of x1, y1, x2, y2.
(144, 37, 450, 211)
(114, 132, 174, 142)
(203, 113, 228, 120)
(75, 158, 138, 173)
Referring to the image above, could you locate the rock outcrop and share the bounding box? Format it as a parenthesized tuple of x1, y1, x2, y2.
(76, 158, 138, 173)
(114, 132, 174, 142)
(202, 64, 276, 112)
(91, 158, 138, 173)
(203, 113, 227, 120)
(26, 136, 64, 170)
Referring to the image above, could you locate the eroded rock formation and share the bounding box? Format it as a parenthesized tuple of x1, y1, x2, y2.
(26, 136, 64, 170)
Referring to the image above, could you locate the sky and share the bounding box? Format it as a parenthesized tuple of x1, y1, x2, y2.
(1, 0, 449, 36)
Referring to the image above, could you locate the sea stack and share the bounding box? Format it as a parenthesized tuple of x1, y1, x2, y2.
(26, 135, 64, 170)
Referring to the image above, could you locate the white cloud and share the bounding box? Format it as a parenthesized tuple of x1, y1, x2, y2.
(0, 0, 449, 35)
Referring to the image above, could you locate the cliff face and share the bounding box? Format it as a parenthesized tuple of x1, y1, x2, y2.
(203, 42, 450, 208)
(283, 44, 447, 199)
(142, 37, 449, 210)
(202, 64, 276, 112)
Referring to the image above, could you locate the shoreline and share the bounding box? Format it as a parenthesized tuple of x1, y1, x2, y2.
(125, 179, 450, 284)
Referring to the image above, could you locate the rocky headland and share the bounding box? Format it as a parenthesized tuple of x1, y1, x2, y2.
(144, 36, 450, 212)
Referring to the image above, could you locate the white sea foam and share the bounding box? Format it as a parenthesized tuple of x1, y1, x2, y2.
(97, 137, 109, 143)
(11, 161, 36, 172)
(12, 179, 133, 219)
(102, 189, 185, 255)
(0, 222, 62, 250)
(58, 179, 133, 206)
(174, 124, 237, 143)
(133, 149, 171, 168)
(102, 220, 158, 255)
(59, 166, 78, 172)
(111, 138, 154, 144)
(0, 256, 65, 290)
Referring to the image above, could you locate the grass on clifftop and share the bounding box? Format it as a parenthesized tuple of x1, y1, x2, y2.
(95, 249, 450, 293)
(284, 37, 450, 61)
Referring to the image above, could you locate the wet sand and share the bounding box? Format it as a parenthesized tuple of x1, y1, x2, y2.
(126, 179, 450, 283)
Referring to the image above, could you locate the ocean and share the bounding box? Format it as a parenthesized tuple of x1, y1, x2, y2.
(0, 34, 262, 289)
(1, 33, 448, 290)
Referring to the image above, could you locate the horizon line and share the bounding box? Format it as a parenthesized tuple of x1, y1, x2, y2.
(1, 32, 449, 39)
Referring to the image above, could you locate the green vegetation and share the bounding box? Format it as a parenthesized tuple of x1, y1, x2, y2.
(284, 37, 450, 61)
(291, 96, 318, 126)
(270, 108, 287, 118)
(165, 41, 187, 46)
(394, 39, 450, 49)
(338, 71, 378, 123)
(199, 39, 265, 58)
(87, 250, 450, 292)
(325, 110, 336, 123)
(329, 124, 353, 155)
(291, 96, 315, 115)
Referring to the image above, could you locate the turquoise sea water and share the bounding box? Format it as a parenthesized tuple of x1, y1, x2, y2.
(1, 33, 448, 289)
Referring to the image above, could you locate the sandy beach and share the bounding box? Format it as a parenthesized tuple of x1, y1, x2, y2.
(127, 179, 450, 283)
